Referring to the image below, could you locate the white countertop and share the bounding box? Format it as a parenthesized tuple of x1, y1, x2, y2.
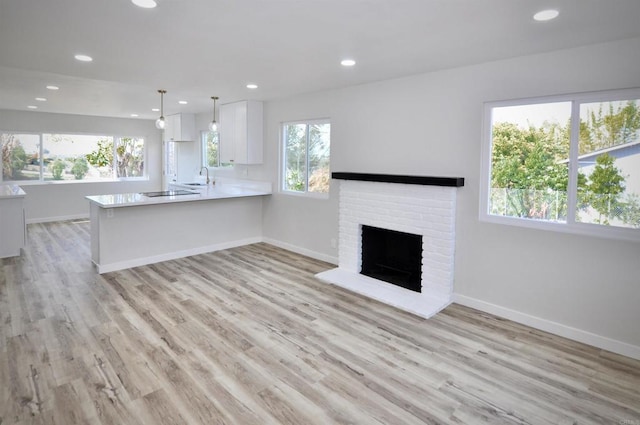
(86, 179, 272, 208)
(0, 184, 26, 199)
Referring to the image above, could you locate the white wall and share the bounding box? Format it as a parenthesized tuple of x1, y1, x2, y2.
(0, 110, 161, 221)
(2, 39, 638, 358)
(261, 93, 339, 261)
(261, 37, 640, 358)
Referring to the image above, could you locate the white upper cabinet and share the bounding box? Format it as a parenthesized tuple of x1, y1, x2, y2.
(164, 113, 195, 142)
(219, 100, 263, 164)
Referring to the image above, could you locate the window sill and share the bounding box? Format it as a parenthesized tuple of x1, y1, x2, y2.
(479, 212, 640, 243)
(1, 177, 149, 186)
(280, 190, 330, 200)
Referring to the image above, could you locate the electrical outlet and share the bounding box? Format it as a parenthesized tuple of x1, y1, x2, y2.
(106, 209, 114, 218)
(330, 238, 337, 249)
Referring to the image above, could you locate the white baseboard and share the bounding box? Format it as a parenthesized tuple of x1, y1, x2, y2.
(262, 237, 338, 265)
(454, 294, 640, 361)
(95, 237, 262, 274)
(27, 214, 89, 224)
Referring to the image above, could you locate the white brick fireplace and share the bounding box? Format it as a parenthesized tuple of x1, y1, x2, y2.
(316, 173, 463, 318)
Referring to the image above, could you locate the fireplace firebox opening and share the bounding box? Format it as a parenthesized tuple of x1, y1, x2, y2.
(360, 225, 422, 292)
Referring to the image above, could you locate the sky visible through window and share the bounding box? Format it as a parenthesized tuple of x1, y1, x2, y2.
(492, 102, 571, 128)
(44, 134, 106, 156)
(9, 134, 107, 158)
(13, 134, 39, 152)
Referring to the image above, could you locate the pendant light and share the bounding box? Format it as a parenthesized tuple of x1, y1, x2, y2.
(208, 96, 219, 132)
(155, 89, 166, 130)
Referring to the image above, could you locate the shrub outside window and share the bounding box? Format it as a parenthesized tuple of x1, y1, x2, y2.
(282, 120, 330, 195)
(1, 132, 145, 183)
(481, 88, 640, 241)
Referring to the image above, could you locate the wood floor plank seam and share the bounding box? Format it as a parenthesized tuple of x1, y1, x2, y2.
(0, 221, 639, 424)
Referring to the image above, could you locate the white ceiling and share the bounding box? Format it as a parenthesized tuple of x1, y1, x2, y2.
(1, 0, 640, 120)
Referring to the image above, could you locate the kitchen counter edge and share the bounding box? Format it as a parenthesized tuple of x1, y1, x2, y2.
(0, 184, 27, 199)
(86, 182, 272, 208)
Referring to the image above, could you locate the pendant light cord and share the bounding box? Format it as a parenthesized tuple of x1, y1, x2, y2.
(159, 89, 166, 119)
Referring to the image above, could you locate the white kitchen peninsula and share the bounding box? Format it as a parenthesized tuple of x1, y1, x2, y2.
(86, 179, 271, 273)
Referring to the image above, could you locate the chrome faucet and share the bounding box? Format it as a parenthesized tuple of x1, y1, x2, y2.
(199, 167, 210, 184)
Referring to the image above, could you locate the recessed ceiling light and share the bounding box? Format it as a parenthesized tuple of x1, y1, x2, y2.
(178, 100, 188, 105)
(35, 97, 47, 102)
(533, 9, 559, 21)
(246, 83, 258, 89)
(46, 85, 59, 90)
(131, 0, 157, 8)
(341, 59, 356, 67)
(74, 54, 93, 62)
(151, 108, 160, 112)
(130, 114, 139, 117)
(27, 105, 37, 109)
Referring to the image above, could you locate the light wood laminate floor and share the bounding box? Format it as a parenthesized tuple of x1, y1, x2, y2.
(1, 221, 639, 424)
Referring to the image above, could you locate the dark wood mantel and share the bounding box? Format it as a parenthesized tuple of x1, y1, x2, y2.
(332, 172, 464, 187)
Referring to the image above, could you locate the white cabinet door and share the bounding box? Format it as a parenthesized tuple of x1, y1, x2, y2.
(164, 113, 195, 142)
(234, 101, 248, 163)
(245, 100, 263, 164)
(163, 114, 177, 142)
(0, 196, 25, 258)
(219, 102, 236, 164)
(219, 100, 263, 164)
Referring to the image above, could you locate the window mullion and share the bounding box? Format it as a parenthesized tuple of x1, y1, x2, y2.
(39, 133, 44, 181)
(113, 136, 118, 178)
(566, 100, 580, 225)
(281, 126, 287, 191)
(305, 124, 311, 193)
(215, 132, 220, 167)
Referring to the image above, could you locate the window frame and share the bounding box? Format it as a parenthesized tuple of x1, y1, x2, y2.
(280, 118, 331, 198)
(200, 129, 232, 170)
(480, 87, 640, 242)
(0, 130, 148, 185)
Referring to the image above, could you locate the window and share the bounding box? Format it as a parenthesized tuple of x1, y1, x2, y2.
(1, 133, 40, 181)
(481, 88, 640, 241)
(115, 137, 145, 178)
(165, 140, 177, 182)
(281, 120, 330, 195)
(201, 130, 232, 168)
(45, 134, 114, 180)
(0, 132, 145, 183)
